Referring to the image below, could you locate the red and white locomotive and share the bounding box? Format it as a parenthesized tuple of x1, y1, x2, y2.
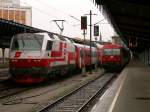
(9, 32, 98, 84)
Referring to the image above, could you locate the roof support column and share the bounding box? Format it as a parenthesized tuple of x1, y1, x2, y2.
(148, 48, 150, 65)
(2, 48, 5, 64)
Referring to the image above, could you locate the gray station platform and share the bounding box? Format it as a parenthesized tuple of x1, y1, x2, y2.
(91, 59, 150, 112)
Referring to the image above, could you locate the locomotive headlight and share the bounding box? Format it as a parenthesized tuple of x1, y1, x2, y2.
(33, 59, 41, 62)
(37, 59, 41, 62)
(11, 59, 18, 62)
(11, 59, 15, 62)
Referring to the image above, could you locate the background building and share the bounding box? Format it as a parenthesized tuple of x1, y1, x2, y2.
(0, 0, 32, 63)
(0, 0, 20, 7)
(0, 0, 32, 25)
(0, 7, 32, 25)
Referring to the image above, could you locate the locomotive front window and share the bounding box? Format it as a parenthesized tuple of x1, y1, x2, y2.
(11, 33, 44, 51)
(103, 49, 112, 55)
(112, 49, 120, 55)
(103, 49, 120, 55)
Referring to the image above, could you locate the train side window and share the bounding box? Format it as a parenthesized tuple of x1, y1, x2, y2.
(46, 41, 53, 50)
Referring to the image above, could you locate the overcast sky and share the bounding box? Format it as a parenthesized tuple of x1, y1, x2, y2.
(20, 0, 116, 41)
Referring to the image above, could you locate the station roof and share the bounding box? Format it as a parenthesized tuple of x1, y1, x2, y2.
(94, 0, 150, 52)
(0, 18, 46, 48)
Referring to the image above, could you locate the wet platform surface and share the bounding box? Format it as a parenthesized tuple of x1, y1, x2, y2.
(91, 59, 150, 112)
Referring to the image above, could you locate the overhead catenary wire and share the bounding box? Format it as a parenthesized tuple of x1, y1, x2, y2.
(94, 18, 105, 25)
(20, 1, 82, 30)
(21, 0, 104, 28)
(30, 0, 81, 22)
(20, 0, 109, 39)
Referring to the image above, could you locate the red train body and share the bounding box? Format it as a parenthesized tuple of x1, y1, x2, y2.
(100, 43, 130, 71)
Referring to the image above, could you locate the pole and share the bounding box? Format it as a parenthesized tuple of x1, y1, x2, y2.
(82, 29, 86, 75)
(90, 10, 92, 68)
(2, 48, 5, 64)
(85, 10, 97, 73)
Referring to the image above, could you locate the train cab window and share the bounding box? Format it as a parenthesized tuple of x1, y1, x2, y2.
(112, 49, 120, 55)
(104, 49, 120, 55)
(46, 41, 53, 50)
(104, 49, 111, 55)
(11, 33, 44, 51)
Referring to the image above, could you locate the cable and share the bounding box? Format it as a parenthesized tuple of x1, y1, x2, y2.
(31, 0, 81, 22)
(94, 18, 105, 25)
(20, 1, 58, 19)
(20, 1, 81, 31)
(65, 21, 80, 29)
(32, 0, 64, 14)
(69, 15, 80, 22)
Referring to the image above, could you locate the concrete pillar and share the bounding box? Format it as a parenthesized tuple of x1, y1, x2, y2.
(144, 49, 146, 64)
(148, 48, 150, 65)
(2, 48, 5, 64)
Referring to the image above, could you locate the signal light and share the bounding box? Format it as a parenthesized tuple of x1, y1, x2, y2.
(81, 16, 87, 30)
(94, 25, 99, 36)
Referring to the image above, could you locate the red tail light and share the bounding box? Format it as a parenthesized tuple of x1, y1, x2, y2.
(15, 52, 22, 58)
(102, 56, 120, 62)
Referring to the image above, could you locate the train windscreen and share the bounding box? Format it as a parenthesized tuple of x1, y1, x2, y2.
(103, 49, 120, 55)
(11, 33, 44, 51)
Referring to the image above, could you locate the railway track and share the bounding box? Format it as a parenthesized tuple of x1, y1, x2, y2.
(37, 73, 116, 112)
(0, 68, 10, 82)
(0, 70, 97, 103)
(0, 80, 29, 99)
(0, 87, 28, 100)
(0, 68, 9, 75)
(0, 73, 34, 101)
